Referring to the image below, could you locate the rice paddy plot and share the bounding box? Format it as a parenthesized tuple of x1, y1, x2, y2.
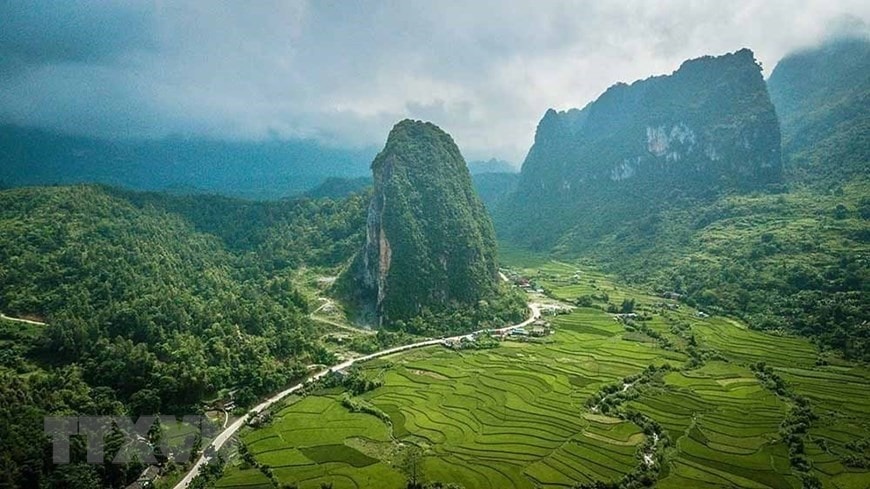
(213, 260, 870, 489)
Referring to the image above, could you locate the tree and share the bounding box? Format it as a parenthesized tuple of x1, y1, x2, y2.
(399, 444, 425, 489)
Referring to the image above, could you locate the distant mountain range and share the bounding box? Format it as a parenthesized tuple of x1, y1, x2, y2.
(0, 125, 377, 199)
(466, 158, 518, 174)
(0, 124, 524, 201)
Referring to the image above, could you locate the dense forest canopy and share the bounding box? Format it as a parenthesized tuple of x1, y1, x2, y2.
(0, 185, 369, 487)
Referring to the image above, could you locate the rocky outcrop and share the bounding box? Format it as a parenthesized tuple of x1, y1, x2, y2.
(519, 49, 782, 194)
(497, 49, 783, 250)
(340, 120, 499, 324)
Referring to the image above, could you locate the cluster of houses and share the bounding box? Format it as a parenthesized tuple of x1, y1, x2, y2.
(504, 320, 553, 339)
(541, 304, 573, 316)
(501, 268, 546, 294)
(442, 319, 554, 350)
(441, 320, 555, 349)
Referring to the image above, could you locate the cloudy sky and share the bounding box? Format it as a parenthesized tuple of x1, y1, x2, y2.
(1, 1, 868, 162)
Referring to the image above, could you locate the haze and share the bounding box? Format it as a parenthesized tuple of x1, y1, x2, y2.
(1, 0, 868, 162)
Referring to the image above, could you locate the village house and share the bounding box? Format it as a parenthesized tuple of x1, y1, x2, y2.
(509, 327, 529, 337)
(125, 465, 160, 489)
(613, 313, 639, 322)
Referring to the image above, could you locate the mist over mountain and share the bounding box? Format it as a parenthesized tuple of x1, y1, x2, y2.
(467, 158, 518, 174)
(768, 36, 870, 184)
(0, 125, 376, 199)
(498, 48, 781, 250)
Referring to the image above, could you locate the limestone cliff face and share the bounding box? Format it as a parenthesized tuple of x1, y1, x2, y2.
(519, 48, 781, 194)
(497, 49, 783, 250)
(342, 120, 499, 324)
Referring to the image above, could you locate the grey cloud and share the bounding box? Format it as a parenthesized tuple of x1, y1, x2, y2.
(1, 0, 868, 162)
(0, 1, 154, 69)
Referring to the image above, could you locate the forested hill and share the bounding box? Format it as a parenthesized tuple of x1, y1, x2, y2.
(339, 120, 503, 325)
(491, 42, 869, 362)
(767, 36, 870, 185)
(0, 184, 367, 488)
(497, 48, 781, 251)
(0, 125, 376, 199)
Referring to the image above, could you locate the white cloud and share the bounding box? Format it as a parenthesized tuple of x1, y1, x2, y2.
(1, 0, 868, 162)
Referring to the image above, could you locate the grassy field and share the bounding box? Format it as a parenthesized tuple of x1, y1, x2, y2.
(214, 260, 870, 489)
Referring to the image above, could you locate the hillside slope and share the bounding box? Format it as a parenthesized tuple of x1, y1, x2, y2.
(493, 45, 868, 361)
(768, 37, 870, 185)
(0, 185, 366, 488)
(498, 48, 781, 251)
(339, 120, 502, 325)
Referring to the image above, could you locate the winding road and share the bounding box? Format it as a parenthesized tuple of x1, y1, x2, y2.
(172, 302, 541, 488)
(0, 313, 46, 326)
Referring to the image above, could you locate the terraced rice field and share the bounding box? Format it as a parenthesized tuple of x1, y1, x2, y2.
(215, 261, 870, 489)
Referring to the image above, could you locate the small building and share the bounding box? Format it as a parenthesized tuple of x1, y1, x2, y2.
(510, 328, 529, 337)
(529, 319, 553, 337)
(330, 368, 350, 380)
(695, 311, 710, 318)
(442, 338, 463, 349)
(530, 326, 548, 337)
(614, 313, 639, 321)
(125, 465, 160, 489)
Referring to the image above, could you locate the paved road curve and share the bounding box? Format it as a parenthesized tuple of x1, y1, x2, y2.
(172, 303, 541, 488)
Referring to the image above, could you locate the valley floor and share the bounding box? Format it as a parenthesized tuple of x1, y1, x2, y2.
(210, 261, 870, 489)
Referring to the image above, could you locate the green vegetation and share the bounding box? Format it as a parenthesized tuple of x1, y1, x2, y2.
(582, 181, 869, 361)
(470, 172, 520, 210)
(2, 38, 867, 489)
(0, 184, 368, 487)
(215, 260, 870, 489)
(113, 186, 368, 271)
(383, 287, 528, 337)
(768, 37, 869, 185)
(339, 120, 504, 326)
(494, 40, 869, 362)
(499, 49, 781, 249)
